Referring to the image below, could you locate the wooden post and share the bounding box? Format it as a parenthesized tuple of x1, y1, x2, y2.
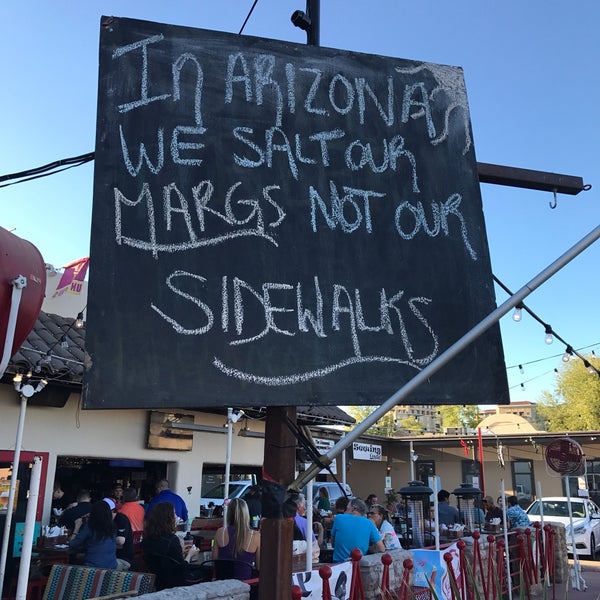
(258, 406, 297, 600)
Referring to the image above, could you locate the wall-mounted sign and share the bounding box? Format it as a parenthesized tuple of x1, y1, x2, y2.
(353, 442, 382, 461)
(311, 437, 337, 475)
(147, 411, 194, 451)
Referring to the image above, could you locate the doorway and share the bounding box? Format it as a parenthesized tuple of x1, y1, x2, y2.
(55, 456, 167, 505)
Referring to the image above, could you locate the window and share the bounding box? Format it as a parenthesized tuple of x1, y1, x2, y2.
(511, 460, 533, 506)
(416, 460, 435, 482)
(461, 460, 481, 488)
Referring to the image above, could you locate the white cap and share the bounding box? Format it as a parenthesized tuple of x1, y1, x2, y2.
(102, 497, 116, 510)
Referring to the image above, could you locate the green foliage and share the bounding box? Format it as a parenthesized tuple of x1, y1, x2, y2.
(342, 406, 397, 436)
(538, 355, 600, 431)
(397, 415, 425, 434)
(438, 405, 480, 429)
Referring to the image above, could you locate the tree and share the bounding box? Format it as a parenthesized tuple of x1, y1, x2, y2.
(438, 405, 480, 429)
(397, 416, 425, 435)
(537, 355, 600, 431)
(342, 406, 397, 436)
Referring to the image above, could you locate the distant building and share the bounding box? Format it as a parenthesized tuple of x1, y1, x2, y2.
(393, 405, 440, 433)
(479, 401, 538, 425)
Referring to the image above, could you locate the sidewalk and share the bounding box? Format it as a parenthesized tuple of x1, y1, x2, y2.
(550, 559, 600, 600)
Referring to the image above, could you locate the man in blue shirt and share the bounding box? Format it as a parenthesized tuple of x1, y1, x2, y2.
(330, 498, 384, 562)
(146, 479, 188, 522)
(506, 495, 531, 530)
(437, 489, 460, 526)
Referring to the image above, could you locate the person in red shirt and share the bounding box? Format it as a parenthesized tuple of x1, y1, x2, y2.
(119, 487, 145, 532)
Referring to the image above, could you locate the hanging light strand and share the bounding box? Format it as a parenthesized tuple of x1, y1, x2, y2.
(494, 275, 600, 377)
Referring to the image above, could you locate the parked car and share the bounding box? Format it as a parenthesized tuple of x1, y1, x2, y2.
(200, 480, 253, 509)
(302, 481, 353, 511)
(525, 496, 600, 559)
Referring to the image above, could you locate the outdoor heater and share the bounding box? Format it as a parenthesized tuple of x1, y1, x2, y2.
(452, 482, 484, 533)
(398, 480, 433, 549)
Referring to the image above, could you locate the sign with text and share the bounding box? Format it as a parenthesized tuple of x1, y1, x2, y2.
(84, 16, 508, 409)
(353, 442, 382, 461)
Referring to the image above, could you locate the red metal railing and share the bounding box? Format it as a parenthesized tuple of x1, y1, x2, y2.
(296, 526, 558, 600)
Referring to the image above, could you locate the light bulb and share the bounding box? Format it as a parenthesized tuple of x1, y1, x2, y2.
(519, 364, 524, 375)
(544, 325, 553, 344)
(75, 312, 84, 328)
(512, 307, 522, 322)
(584, 360, 596, 375)
(562, 346, 573, 362)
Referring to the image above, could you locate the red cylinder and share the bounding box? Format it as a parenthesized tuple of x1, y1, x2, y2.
(0, 226, 46, 358)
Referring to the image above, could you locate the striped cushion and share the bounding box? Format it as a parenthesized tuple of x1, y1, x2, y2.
(42, 565, 155, 600)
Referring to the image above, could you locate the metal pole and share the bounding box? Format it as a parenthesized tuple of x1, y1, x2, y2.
(341, 434, 347, 487)
(223, 408, 233, 527)
(306, 0, 320, 46)
(432, 477, 440, 552)
(0, 393, 27, 595)
(16, 455, 42, 600)
(500, 480, 512, 600)
(566, 477, 586, 590)
(293, 224, 600, 491)
(305, 480, 313, 572)
(0, 276, 26, 378)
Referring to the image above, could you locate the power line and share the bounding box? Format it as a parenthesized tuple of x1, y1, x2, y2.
(239, 0, 259, 35)
(0, 152, 94, 189)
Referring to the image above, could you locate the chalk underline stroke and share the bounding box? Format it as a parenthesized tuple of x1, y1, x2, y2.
(118, 227, 279, 254)
(212, 354, 423, 386)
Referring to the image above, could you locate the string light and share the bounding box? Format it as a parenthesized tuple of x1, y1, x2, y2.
(519, 364, 524, 375)
(584, 360, 596, 375)
(512, 305, 523, 322)
(494, 276, 600, 378)
(75, 312, 85, 329)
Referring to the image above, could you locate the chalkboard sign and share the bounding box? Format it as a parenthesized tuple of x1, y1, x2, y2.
(84, 16, 508, 409)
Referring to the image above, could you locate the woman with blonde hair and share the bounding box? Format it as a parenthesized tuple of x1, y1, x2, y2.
(212, 497, 260, 579)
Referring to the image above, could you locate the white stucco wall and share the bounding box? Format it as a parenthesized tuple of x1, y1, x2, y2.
(0, 384, 265, 525)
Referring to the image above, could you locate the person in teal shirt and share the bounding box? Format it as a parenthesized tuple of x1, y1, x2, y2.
(330, 498, 384, 562)
(316, 486, 331, 513)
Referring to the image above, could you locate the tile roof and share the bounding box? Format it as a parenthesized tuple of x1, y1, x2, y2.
(5, 311, 355, 426)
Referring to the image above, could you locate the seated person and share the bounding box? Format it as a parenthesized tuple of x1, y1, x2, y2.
(59, 489, 92, 532)
(483, 496, 503, 526)
(212, 498, 260, 580)
(293, 494, 320, 563)
(368, 504, 400, 550)
(333, 496, 349, 515)
(437, 489, 460, 527)
(506, 496, 532, 530)
(69, 500, 117, 569)
(330, 498, 384, 562)
(142, 502, 199, 590)
(316, 487, 332, 514)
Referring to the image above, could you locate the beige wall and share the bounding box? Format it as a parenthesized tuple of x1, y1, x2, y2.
(0, 384, 265, 525)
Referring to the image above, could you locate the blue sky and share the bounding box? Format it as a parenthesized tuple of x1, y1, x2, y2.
(1, 1, 598, 405)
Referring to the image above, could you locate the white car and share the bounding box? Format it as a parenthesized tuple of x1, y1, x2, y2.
(200, 480, 253, 508)
(525, 496, 600, 559)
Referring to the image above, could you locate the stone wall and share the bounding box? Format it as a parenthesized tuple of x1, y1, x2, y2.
(358, 549, 413, 600)
(139, 580, 250, 600)
(130, 531, 567, 600)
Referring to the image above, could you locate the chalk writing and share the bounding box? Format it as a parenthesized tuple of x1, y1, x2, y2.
(86, 18, 505, 409)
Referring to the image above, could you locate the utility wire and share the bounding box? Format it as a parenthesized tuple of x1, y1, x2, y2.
(0, 152, 94, 189)
(239, 0, 259, 35)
